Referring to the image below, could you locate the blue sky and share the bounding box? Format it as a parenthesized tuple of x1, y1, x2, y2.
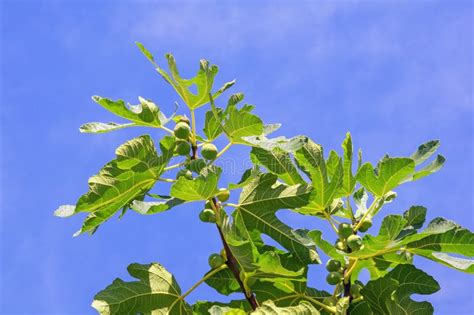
(1, 0, 473, 314)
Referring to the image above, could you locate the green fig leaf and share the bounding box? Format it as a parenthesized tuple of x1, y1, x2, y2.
(244, 135, 308, 152)
(170, 166, 221, 201)
(217, 99, 264, 145)
(55, 135, 175, 235)
(349, 212, 474, 274)
(130, 197, 185, 215)
(204, 108, 224, 141)
(232, 173, 318, 264)
(361, 264, 439, 315)
(79, 122, 137, 134)
(251, 300, 319, 314)
(81, 96, 173, 133)
(356, 158, 415, 197)
(92, 262, 191, 315)
(340, 132, 356, 196)
(250, 147, 305, 185)
(294, 140, 343, 214)
(136, 43, 234, 110)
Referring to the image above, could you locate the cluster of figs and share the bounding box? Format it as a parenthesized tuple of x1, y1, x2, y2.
(322, 219, 371, 305)
(174, 118, 373, 301)
(173, 118, 231, 269)
(173, 118, 220, 180)
(173, 118, 218, 159)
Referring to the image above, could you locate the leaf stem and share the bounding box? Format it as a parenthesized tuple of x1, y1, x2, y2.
(164, 162, 186, 171)
(190, 109, 198, 160)
(332, 283, 341, 298)
(224, 203, 239, 208)
(324, 212, 339, 234)
(179, 264, 228, 300)
(344, 258, 358, 282)
(346, 197, 355, 222)
(354, 197, 382, 232)
(302, 296, 337, 314)
(191, 109, 197, 144)
(216, 142, 232, 159)
(157, 177, 177, 183)
(160, 125, 174, 134)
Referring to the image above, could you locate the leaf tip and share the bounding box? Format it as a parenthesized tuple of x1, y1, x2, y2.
(54, 205, 76, 218)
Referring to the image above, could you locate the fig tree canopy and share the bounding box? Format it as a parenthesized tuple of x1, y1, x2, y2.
(55, 43, 473, 315)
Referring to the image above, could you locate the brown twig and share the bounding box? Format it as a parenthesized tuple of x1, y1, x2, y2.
(215, 223, 259, 310)
(190, 128, 257, 309)
(191, 143, 198, 160)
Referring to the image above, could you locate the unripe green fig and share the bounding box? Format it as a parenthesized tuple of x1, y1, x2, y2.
(323, 296, 337, 307)
(201, 143, 218, 160)
(205, 200, 213, 209)
(334, 238, 346, 251)
(347, 234, 363, 251)
(179, 116, 190, 125)
(358, 218, 373, 232)
(326, 259, 342, 272)
(350, 283, 362, 297)
(338, 223, 354, 238)
(208, 253, 225, 269)
(216, 188, 230, 202)
(175, 141, 191, 156)
(326, 271, 343, 285)
(174, 122, 191, 139)
(220, 248, 227, 261)
(199, 209, 216, 223)
(176, 169, 193, 180)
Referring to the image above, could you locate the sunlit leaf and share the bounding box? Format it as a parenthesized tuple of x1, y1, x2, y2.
(222, 103, 264, 144)
(81, 96, 173, 134)
(136, 43, 234, 109)
(295, 140, 343, 214)
(410, 140, 440, 166)
(308, 230, 345, 261)
(92, 262, 191, 314)
(251, 300, 319, 314)
(339, 132, 356, 196)
(130, 197, 184, 215)
(232, 173, 318, 264)
(55, 135, 175, 235)
(356, 158, 415, 197)
(79, 122, 137, 134)
(244, 135, 308, 152)
(349, 211, 474, 274)
(171, 166, 222, 201)
(250, 147, 305, 185)
(204, 108, 224, 141)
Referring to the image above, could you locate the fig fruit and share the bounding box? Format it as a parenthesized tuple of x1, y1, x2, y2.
(216, 188, 230, 202)
(176, 169, 193, 180)
(174, 122, 191, 140)
(208, 253, 225, 269)
(175, 141, 191, 156)
(347, 234, 363, 251)
(201, 143, 218, 160)
(199, 209, 216, 223)
(326, 271, 343, 285)
(338, 223, 354, 238)
(358, 218, 372, 232)
(326, 259, 342, 272)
